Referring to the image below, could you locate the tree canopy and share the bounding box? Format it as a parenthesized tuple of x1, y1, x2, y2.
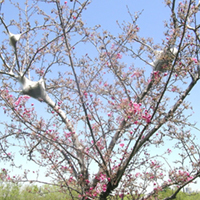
(0, 0, 200, 199)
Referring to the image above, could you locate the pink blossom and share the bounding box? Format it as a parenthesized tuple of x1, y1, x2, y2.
(58, 101, 62, 105)
(135, 172, 140, 177)
(102, 184, 107, 192)
(187, 176, 193, 181)
(93, 192, 97, 197)
(120, 143, 124, 147)
(131, 71, 142, 78)
(171, 87, 177, 92)
(154, 71, 159, 76)
(116, 53, 122, 59)
(99, 174, 106, 181)
(14, 97, 21, 106)
(107, 113, 112, 117)
(192, 57, 198, 63)
(167, 148, 172, 154)
(111, 43, 115, 49)
(133, 103, 141, 113)
(83, 91, 88, 98)
(85, 179, 90, 184)
(142, 113, 151, 123)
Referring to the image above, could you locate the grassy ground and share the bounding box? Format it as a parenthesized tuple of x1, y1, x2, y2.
(0, 183, 199, 199)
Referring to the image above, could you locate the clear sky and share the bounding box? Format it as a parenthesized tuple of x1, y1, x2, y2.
(82, 0, 170, 40)
(1, 0, 200, 193)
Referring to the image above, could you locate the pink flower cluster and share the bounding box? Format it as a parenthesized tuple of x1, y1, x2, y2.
(64, 131, 74, 138)
(135, 172, 141, 178)
(192, 57, 198, 63)
(82, 173, 109, 198)
(14, 96, 34, 118)
(116, 53, 122, 59)
(131, 70, 142, 78)
(126, 101, 152, 124)
(167, 148, 172, 154)
(142, 110, 151, 123)
(150, 160, 161, 169)
(91, 139, 105, 150)
(35, 69, 44, 76)
(169, 170, 193, 183)
(0, 168, 12, 182)
(14, 96, 30, 107)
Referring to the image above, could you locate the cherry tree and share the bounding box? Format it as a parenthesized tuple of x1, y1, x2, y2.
(0, 0, 200, 199)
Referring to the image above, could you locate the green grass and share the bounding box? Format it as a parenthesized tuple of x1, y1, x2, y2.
(0, 183, 199, 200)
(0, 183, 74, 200)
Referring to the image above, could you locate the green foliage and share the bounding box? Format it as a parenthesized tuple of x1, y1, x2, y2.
(0, 183, 20, 200)
(157, 187, 200, 200)
(0, 183, 199, 200)
(0, 183, 75, 200)
(106, 188, 200, 200)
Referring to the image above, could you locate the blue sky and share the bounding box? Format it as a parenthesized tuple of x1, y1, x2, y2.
(1, 0, 200, 192)
(82, 0, 200, 129)
(82, 0, 170, 41)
